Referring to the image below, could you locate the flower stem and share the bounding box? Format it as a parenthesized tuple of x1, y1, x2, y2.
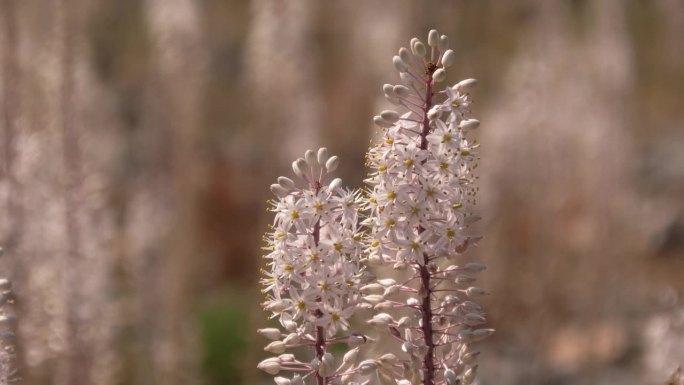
(419, 68, 436, 385)
(312, 193, 327, 385)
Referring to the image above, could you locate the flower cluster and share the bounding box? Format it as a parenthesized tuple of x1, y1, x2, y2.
(362, 29, 492, 385)
(259, 148, 370, 384)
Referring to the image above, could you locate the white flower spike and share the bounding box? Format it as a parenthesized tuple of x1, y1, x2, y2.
(363, 29, 492, 385)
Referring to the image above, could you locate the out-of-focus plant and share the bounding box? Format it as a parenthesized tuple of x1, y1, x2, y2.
(361, 29, 491, 385)
(258, 149, 373, 385)
(0, 249, 17, 384)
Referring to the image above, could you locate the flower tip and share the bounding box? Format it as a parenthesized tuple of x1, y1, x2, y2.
(329, 178, 343, 190)
(438, 34, 449, 51)
(317, 147, 329, 165)
(373, 115, 393, 128)
(411, 39, 426, 57)
(304, 149, 316, 166)
(325, 155, 339, 172)
(380, 110, 399, 123)
(398, 47, 411, 64)
(432, 68, 446, 83)
(270, 184, 288, 198)
(392, 55, 407, 73)
(441, 49, 455, 68)
(456, 78, 478, 92)
(428, 29, 440, 47)
(291, 158, 308, 178)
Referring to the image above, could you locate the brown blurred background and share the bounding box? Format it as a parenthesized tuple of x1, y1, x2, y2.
(1, 0, 683, 384)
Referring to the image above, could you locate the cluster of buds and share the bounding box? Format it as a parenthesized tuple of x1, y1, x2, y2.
(363, 29, 492, 385)
(260, 149, 374, 384)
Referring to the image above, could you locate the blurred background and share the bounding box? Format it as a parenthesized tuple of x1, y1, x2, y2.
(1, 0, 683, 384)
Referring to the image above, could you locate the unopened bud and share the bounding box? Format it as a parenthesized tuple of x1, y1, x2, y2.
(325, 156, 339, 172)
(329, 178, 343, 190)
(383, 84, 396, 98)
(358, 359, 378, 374)
(455, 78, 477, 92)
(428, 29, 439, 47)
(411, 39, 426, 57)
(393, 85, 410, 97)
(459, 119, 480, 131)
(317, 147, 329, 165)
(438, 35, 449, 51)
(373, 116, 393, 128)
(393, 56, 407, 72)
(343, 347, 359, 366)
(463, 262, 486, 272)
(304, 149, 316, 166)
(292, 158, 308, 178)
(291, 375, 303, 385)
(277, 176, 295, 191)
(270, 184, 289, 198)
(257, 328, 282, 340)
(380, 110, 400, 123)
(442, 49, 456, 67)
(433, 68, 446, 83)
(399, 47, 411, 64)
(257, 358, 281, 375)
(264, 341, 286, 354)
(466, 287, 488, 297)
(274, 377, 290, 385)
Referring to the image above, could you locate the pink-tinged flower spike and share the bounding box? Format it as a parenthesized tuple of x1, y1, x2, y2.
(260, 148, 372, 385)
(363, 29, 492, 385)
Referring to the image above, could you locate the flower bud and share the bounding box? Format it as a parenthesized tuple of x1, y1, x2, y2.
(343, 347, 359, 366)
(393, 85, 410, 97)
(325, 156, 339, 172)
(304, 149, 316, 166)
(433, 68, 446, 83)
(358, 359, 378, 374)
(274, 377, 291, 385)
(360, 283, 383, 293)
(279, 353, 296, 362)
(428, 29, 439, 47)
(455, 274, 477, 285)
(463, 262, 486, 272)
(411, 39, 426, 57)
(383, 83, 396, 98)
(264, 341, 286, 354)
(257, 358, 281, 375)
(377, 278, 396, 286)
(292, 158, 308, 178)
(347, 334, 367, 347)
(317, 147, 329, 165)
(398, 47, 411, 64)
(438, 35, 449, 51)
(466, 286, 488, 297)
(277, 176, 295, 191)
(441, 49, 455, 67)
(380, 110, 399, 123)
(291, 375, 303, 385)
(283, 333, 300, 344)
(471, 328, 495, 341)
(455, 78, 477, 92)
(393, 56, 407, 72)
(270, 184, 289, 198)
(328, 178, 343, 190)
(427, 108, 441, 121)
(362, 294, 384, 304)
(257, 328, 282, 340)
(367, 313, 394, 326)
(373, 116, 393, 128)
(459, 119, 480, 131)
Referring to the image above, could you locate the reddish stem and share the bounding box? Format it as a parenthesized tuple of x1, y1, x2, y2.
(418, 68, 436, 385)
